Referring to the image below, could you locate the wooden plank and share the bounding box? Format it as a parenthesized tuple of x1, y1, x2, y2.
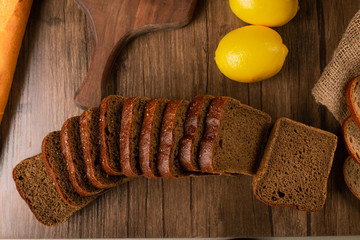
(1, 0, 360, 237)
(310, 0, 360, 236)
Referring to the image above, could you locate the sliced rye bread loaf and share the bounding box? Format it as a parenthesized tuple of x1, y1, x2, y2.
(253, 118, 338, 211)
(139, 98, 169, 178)
(345, 76, 360, 128)
(99, 95, 127, 175)
(80, 107, 127, 188)
(158, 100, 190, 179)
(198, 96, 272, 175)
(343, 156, 360, 200)
(179, 95, 214, 172)
(13, 154, 80, 226)
(42, 131, 97, 207)
(120, 97, 150, 177)
(61, 116, 103, 196)
(343, 117, 360, 164)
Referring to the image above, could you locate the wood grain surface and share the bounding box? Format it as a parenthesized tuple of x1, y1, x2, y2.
(73, 0, 197, 108)
(0, 0, 359, 238)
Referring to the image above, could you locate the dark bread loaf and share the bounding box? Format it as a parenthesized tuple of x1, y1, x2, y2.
(179, 95, 214, 172)
(42, 131, 96, 207)
(13, 154, 80, 226)
(61, 116, 103, 196)
(139, 98, 169, 178)
(158, 100, 190, 179)
(253, 118, 338, 211)
(99, 95, 127, 175)
(343, 156, 360, 200)
(198, 96, 271, 175)
(343, 117, 360, 164)
(345, 76, 360, 128)
(120, 97, 150, 177)
(80, 107, 127, 188)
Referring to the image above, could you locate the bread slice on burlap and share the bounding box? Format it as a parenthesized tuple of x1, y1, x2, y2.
(158, 100, 190, 179)
(42, 131, 97, 207)
(61, 116, 103, 196)
(198, 96, 271, 176)
(346, 76, 360, 128)
(139, 98, 169, 178)
(80, 107, 127, 188)
(13, 154, 80, 226)
(343, 117, 360, 163)
(99, 95, 127, 175)
(120, 97, 150, 177)
(253, 118, 338, 211)
(179, 95, 214, 172)
(343, 156, 360, 200)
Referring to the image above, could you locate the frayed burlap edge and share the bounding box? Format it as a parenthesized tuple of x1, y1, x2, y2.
(312, 10, 360, 124)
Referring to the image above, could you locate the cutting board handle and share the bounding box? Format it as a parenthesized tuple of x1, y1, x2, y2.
(74, 34, 130, 109)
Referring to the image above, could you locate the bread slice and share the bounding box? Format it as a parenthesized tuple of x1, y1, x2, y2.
(158, 100, 190, 179)
(80, 107, 127, 188)
(345, 76, 360, 128)
(253, 118, 338, 211)
(139, 98, 169, 178)
(179, 95, 214, 172)
(99, 95, 127, 175)
(343, 156, 360, 200)
(120, 97, 150, 177)
(343, 117, 360, 163)
(198, 96, 272, 175)
(42, 131, 96, 207)
(13, 154, 80, 226)
(61, 116, 103, 196)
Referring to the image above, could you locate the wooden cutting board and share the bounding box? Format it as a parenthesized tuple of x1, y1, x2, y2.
(73, 0, 198, 109)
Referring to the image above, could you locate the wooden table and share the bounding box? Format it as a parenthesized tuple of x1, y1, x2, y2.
(1, 0, 359, 238)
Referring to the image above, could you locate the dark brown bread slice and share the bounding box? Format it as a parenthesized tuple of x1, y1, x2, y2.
(345, 76, 360, 128)
(343, 117, 360, 164)
(42, 131, 96, 207)
(61, 116, 103, 196)
(179, 95, 214, 172)
(343, 156, 360, 200)
(120, 97, 150, 177)
(99, 95, 127, 175)
(158, 100, 190, 179)
(139, 98, 169, 178)
(13, 154, 80, 226)
(198, 96, 272, 176)
(80, 107, 127, 188)
(253, 118, 338, 211)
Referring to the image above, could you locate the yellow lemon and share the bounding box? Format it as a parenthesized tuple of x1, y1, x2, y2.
(229, 0, 299, 27)
(215, 25, 288, 83)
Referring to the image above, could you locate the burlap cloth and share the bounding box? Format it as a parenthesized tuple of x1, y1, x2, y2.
(312, 10, 360, 124)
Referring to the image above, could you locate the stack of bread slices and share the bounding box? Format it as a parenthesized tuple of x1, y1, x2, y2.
(13, 95, 338, 226)
(342, 76, 360, 200)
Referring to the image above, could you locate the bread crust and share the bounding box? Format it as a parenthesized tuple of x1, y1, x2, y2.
(198, 97, 228, 173)
(42, 132, 92, 207)
(13, 155, 80, 226)
(179, 95, 214, 172)
(99, 95, 125, 175)
(253, 118, 337, 212)
(158, 100, 188, 179)
(80, 108, 125, 188)
(120, 97, 149, 177)
(342, 117, 360, 164)
(61, 117, 103, 196)
(139, 99, 168, 178)
(345, 76, 360, 128)
(343, 156, 360, 201)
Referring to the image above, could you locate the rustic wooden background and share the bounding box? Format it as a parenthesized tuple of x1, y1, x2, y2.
(1, 0, 360, 238)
